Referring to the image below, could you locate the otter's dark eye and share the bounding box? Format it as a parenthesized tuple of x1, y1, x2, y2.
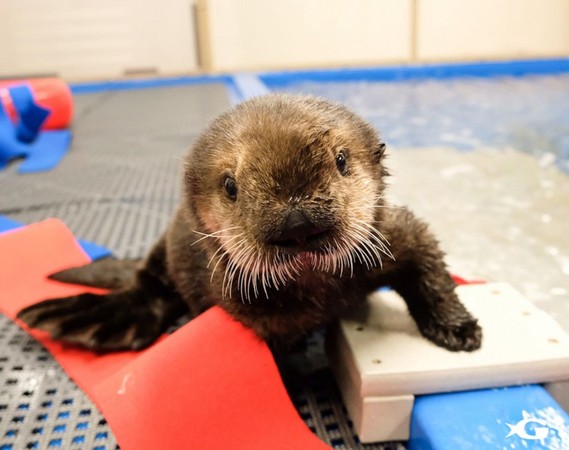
(223, 176, 237, 201)
(335, 151, 348, 176)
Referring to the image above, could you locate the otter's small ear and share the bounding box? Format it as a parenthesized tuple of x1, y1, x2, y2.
(372, 143, 386, 163)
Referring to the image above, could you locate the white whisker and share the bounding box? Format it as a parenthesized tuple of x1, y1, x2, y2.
(207, 233, 245, 269)
(191, 226, 241, 246)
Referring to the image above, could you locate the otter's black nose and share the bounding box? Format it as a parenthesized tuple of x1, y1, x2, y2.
(268, 210, 328, 247)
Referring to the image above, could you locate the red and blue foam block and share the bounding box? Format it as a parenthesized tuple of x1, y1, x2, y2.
(0, 78, 73, 173)
(0, 78, 73, 130)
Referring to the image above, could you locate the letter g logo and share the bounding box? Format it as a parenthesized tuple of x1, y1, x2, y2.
(506, 417, 550, 441)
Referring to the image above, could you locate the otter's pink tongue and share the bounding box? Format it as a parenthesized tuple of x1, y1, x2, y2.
(297, 252, 313, 266)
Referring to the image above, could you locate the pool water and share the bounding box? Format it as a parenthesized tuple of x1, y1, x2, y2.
(279, 74, 569, 173)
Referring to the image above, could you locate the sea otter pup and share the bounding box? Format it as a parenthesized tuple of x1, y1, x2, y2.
(18, 94, 482, 352)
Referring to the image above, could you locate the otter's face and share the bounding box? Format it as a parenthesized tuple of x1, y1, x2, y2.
(186, 95, 391, 300)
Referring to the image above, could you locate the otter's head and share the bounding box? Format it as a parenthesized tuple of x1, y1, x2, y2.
(185, 94, 391, 300)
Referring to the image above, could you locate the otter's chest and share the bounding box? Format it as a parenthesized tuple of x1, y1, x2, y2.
(251, 271, 369, 316)
(219, 269, 376, 342)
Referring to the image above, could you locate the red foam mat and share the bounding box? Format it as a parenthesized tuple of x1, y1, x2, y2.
(0, 219, 330, 450)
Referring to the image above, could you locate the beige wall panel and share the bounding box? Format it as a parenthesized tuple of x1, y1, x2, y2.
(0, 0, 199, 81)
(417, 0, 569, 61)
(206, 0, 413, 71)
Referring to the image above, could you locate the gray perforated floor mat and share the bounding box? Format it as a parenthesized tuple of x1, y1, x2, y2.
(0, 82, 402, 449)
(0, 314, 119, 450)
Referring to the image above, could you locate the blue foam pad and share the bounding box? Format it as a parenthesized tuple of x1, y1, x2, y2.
(75, 239, 112, 261)
(17, 129, 72, 173)
(0, 216, 23, 233)
(0, 85, 72, 173)
(0, 102, 29, 168)
(409, 385, 569, 450)
(9, 85, 50, 143)
(0, 215, 111, 260)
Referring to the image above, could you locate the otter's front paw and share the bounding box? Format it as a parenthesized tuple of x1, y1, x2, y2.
(420, 318, 482, 352)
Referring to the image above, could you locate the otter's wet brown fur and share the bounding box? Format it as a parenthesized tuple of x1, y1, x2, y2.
(18, 94, 482, 353)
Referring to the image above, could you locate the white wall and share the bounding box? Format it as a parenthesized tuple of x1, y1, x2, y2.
(0, 0, 199, 80)
(417, 0, 569, 61)
(204, 0, 413, 71)
(1, 0, 568, 80)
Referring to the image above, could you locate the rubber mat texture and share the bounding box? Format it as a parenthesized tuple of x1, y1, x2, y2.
(0, 84, 228, 258)
(0, 314, 118, 450)
(0, 83, 401, 449)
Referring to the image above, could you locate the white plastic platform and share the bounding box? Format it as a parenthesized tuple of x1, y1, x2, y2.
(326, 282, 569, 443)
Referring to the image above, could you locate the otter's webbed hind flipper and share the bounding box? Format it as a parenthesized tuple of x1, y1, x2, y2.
(17, 290, 187, 351)
(48, 258, 142, 290)
(18, 238, 189, 352)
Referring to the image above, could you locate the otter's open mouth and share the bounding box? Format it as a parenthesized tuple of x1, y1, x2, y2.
(296, 251, 321, 266)
(268, 229, 332, 250)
